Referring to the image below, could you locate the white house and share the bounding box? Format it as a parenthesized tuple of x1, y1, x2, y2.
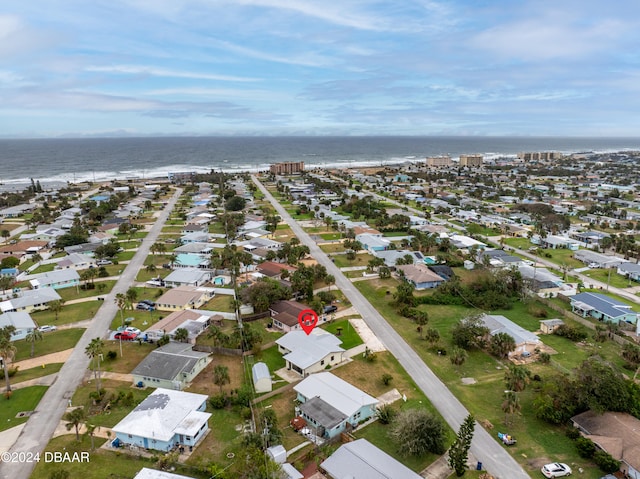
(0, 311, 37, 341)
(29, 269, 80, 290)
(112, 388, 211, 452)
(163, 269, 212, 288)
(276, 331, 345, 377)
(321, 438, 422, 479)
(294, 373, 378, 439)
(0, 288, 62, 313)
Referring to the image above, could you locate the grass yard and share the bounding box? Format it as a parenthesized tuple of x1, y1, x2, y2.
(13, 363, 63, 384)
(56, 280, 116, 301)
(30, 436, 211, 479)
(319, 243, 346, 253)
(581, 267, 635, 289)
(0, 386, 48, 431)
(332, 252, 375, 268)
(72, 379, 154, 428)
(102, 340, 156, 373)
(254, 344, 286, 373)
(29, 263, 56, 274)
(14, 328, 85, 361)
(353, 280, 609, 478)
(202, 294, 234, 312)
(30, 300, 102, 326)
(504, 237, 534, 249)
(535, 248, 584, 269)
(321, 319, 364, 349)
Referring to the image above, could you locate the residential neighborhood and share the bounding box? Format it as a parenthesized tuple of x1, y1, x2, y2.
(1, 152, 640, 479)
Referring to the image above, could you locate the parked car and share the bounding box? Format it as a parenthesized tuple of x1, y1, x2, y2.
(37, 325, 57, 333)
(541, 463, 572, 478)
(125, 326, 141, 335)
(139, 299, 156, 307)
(96, 259, 113, 266)
(114, 331, 138, 341)
(323, 305, 338, 314)
(136, 303, 153, 311)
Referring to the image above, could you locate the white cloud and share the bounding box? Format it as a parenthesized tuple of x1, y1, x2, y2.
(86, 64, 259, 82)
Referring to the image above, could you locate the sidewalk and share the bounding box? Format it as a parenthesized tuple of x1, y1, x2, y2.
(12, 349, 74, 371)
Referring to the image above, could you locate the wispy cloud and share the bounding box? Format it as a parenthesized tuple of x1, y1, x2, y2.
(86, 65, 259, 82)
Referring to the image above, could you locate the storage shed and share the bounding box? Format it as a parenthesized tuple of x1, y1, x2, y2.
(252, 362, 272, 393)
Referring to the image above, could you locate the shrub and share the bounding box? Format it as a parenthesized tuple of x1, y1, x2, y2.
(106, 350, 118, 360)
(575, 436, 596, 458)
(538, 352, 551, 364)
(375, 404, 396, 425)
(7, 366, 19, 377)
(554, 324, 588, 342)
(593, 450, 621, 474)
(381, 373, 393, 386)
(209, 393, 228, 409)
(565, 427, 581, 440)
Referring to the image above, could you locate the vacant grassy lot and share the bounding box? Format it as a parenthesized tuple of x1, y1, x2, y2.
(102, 340, 156, 373)
(31, 300, 102, 326)
(581, 267, 635, 289)
(332, 252, 374, 268)
(354, 280, 607, 478)
(57, 281, 116, 301)
(0, 386, 48, 431)
(14, 328, 85, 361)
(13, 363, 63, 384)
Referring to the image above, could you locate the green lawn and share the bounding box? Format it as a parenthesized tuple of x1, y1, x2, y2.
(115, 250, 136, 261)
(353, 280, 607, 478)
(321, 319, 364, 349)
(0, 386, 48, 431)
(56, 281, 116, 301)
(30, 301, 102, 326)
(255, 344, 286, 372)
(320, 243, 346, 253)
(14, 328, 85, 361)
(332, 252, 374, 268)
(203, 294, 234, 312)
(536, 248, 584, 269)
(581, 268, 635, 289)
(13, 363, 63, 384)
(504, 237, 534, 250)
(29, 263, 56, 274)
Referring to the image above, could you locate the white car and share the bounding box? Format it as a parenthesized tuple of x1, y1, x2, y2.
(37, 325, 58, 333)
(125, 326, 141, 335)
(541, 463, 572, 478)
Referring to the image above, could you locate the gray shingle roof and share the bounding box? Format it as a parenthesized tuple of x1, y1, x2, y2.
(132, 342, 208, 381)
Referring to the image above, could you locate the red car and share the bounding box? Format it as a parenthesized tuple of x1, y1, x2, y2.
(114, 331, 138, 341)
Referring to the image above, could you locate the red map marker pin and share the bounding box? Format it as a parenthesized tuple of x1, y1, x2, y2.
(298, 309, 319, 336)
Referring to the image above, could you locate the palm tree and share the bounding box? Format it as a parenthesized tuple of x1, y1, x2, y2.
(125, 287, 138, 304)
(213, 365, 230, 393)
(504, 364, 531, 392)
(0, 326, 17, 393)
(501, 390, 521, 426)
(114, 293, 131, 327)
(25, 329, 43, 358)
(63, 407, 86, 441)
(1, 229, 10, 244)
(450, 347, 468, 369)
(84, 338, 104, 393)
(173, 328, 189, 343)
(48, 299, 65, 321)
(85, 423, 98, 450)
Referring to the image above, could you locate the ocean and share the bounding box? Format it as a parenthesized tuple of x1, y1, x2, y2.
(1, 136, 639, 186)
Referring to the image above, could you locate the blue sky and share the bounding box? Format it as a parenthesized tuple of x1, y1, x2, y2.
(1, 0, 639, 137)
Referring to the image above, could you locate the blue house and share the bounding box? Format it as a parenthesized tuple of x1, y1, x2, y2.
(29, 269, 80, 290)
(570, 292, 638, 326)
(112, 388, 211, 452)
(355, 233, 390, 253)
(293, 373, 377, 439)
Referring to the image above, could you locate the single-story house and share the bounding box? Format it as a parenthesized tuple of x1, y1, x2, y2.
(356, 233, 390, 253)
(163, 269, 212, 288)
(572, 410, 640, 479)
(143, 309, 215, 342)
(372, 249, 423, 267)
(479, 314, 541, 358)
(0, 287, 62, 313)
(112, 388, 211, 452)
(269, 300, 310, 332)
(0, 240, 49, 259)
(173, 243, 215, 255)
(539, 319, 565, 334)
(256, 261, 297, 279)
(29, 269, 80, 290)
(155, 286, 215, 312)
(276, 331, 345, 377)
(573, 250, 625, 269)
(449, 234, 486, 250)
(570, 292, 638, 326)
(252, 362, 272, 393)
(617, 262, 640, 282)
(396, 263, 445, 290)
(571, 231, 611, 246)
(320, 438, 422, 479)
(479, 249, 524, 268)
(131, 342, 209, 390)
(0, 311, 37, 341)
(293, 372, 378, 439)
(172, 254, 211, 269)
(180, 232, 213, 244)
(64, 242, 100, 256)
(54, 252, 96, 271)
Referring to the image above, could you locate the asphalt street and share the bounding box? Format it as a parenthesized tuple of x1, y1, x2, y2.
(1, 188, 182, 479)
(253, 175, 531, 479)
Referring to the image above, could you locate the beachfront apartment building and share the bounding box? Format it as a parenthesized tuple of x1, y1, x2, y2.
(269, 162, 305, 175)
(426, 156, 452, 167)
(459, 154, 484, 167)
(517, 151, 561, 161)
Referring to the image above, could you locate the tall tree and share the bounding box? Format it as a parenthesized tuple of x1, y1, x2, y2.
(63, 407, 86, 441)
(448, 414, 476, 476)
(0, 326, 17, 393)
(504, 364, 531, 393)
(390, 409, 446, 456)
(213, 365, 230, 393)
(25, 328, 43, 358)
(489, 332, 516, 359)
(502, 390, 521, 426)
(85, 338, 104, 393)
(48, 299, 65, 321)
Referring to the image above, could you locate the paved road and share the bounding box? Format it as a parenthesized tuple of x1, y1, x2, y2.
(253, 175, 531, 479)
(1, 188, 182, 479)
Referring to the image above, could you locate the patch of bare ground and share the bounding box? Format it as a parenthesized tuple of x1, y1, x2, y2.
(186, 354, 246, 395)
